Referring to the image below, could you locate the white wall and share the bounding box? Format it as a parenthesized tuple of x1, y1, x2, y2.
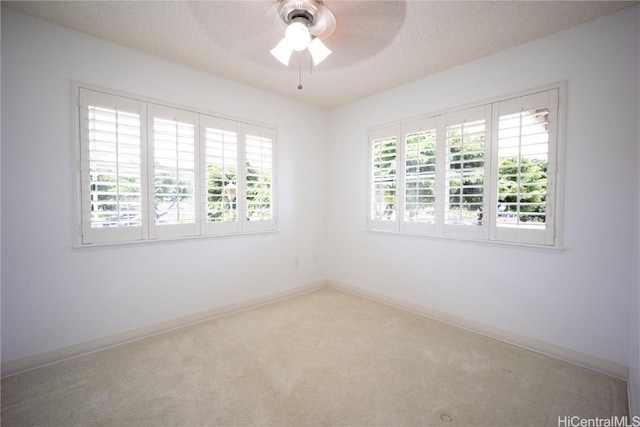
(2, 4, 639, 381)
(631, 108, 640, 411)
(630, 5, 640, 416)
(1, 8, 328, 364)
(0, 6, 4, 374)
(327, 6, 640, 368)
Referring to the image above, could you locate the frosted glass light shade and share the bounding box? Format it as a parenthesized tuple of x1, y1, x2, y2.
(270, 22, 333, 67)
(285, 21, 311, 51)
(270, 38, 293, 66)
(308, 38, 332, 66)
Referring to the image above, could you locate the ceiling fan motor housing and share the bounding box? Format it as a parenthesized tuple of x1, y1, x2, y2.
(278, 0, 323, 27)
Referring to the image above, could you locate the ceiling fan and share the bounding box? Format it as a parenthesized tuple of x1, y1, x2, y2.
(270, 0, 336, 67)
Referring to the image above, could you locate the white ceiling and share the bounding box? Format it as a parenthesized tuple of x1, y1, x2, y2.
(3, 1, 637, 109)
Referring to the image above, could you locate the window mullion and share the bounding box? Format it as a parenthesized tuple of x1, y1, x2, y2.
(434, 116, 446, 237)
(516, 112, 523, 227)
(139, 102, 149, 240)
(238, 124, 247, 232)
(193, 116, 202, 236)
(174, 122, 180, 223)
(488, 103, 499, 242)
(397, 125, 406, 233)
(198, 114, 207, 234)
(481, 104, 492, 240)
(144, 102, 155, 240)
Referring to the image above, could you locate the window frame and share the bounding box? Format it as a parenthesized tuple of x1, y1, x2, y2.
(367, 82, 565, 248)
(74, 82, 277, 246)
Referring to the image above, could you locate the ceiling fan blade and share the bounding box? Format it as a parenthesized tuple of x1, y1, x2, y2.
(308, 5, 336, 40)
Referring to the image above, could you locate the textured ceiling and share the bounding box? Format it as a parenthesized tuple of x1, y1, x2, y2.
(3, 1, 637, 109)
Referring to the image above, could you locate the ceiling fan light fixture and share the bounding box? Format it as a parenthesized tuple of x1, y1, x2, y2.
(308, 37, 332, 66)
(270, 0, 335, 68)
(270, 38, 294, 66)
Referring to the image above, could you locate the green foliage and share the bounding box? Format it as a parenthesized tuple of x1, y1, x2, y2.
(153, 164, 194, 220)
(447, 129, 484, 211)
(206, 164, 238, 222)
(497, 156, 547, 223)
(91, 173, 140, 212)
(371, 138, 397, 212)
(246, 162, 272, 219)
(154, 176, 192, 200)
(206, 162, 271, 222)
(405, 134, 436, 213)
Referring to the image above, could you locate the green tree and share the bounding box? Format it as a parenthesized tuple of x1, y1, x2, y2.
(205, 162, 272, 222)
(497, 156, 547, 223)
(371, 138, 397, 218)
(405, 133, 435, 217)
(154, 165, 194, 221)
(447, 129, 484, 221)
(91, 173, 140, 212)
(206, 164, 237, 222)
(246, 162, 272, 220)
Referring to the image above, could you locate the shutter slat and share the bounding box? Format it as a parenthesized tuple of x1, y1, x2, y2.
(87, 103, 143, 230)
(205, 127, 239, 224)
(152, 116, 196, 226)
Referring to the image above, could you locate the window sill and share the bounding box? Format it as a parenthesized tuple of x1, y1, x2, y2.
(74, 229, 279, 250)
(366, 229, 564, 253)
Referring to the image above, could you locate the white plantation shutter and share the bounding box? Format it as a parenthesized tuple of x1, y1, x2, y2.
(369, 125, 400, 231)
(365, 84, 563, 247)
(76, 83, 278, 245)
(443, 105, 491, 240)
(148, 104, 199, 239)
(201, 115, 240, 235)
(79, 88, 147, 244)
(244, 124, 276, 232)
(491, 89, 558, 245)
(402, 116, 444, 235)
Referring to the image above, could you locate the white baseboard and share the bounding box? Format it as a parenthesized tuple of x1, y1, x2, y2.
(630, 381, 637, 418)
(327, 280, 629, 380)
(1, 281, 325, 377)
(629, 365, 639, 417)
(3, 279, 629, 382)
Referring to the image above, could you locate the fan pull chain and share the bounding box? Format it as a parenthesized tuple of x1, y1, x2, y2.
(298, 59, 303, 90)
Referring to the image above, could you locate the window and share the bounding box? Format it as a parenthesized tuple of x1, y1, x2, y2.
(491, 90, 557, 246)
(149, 105, 198, 239)
(402, 117, 440, 236)
(202, 116, 239, 235)
(367, 85, 562, 246)
(77, 84, 276, 245)
(245, 126, 275, 229)
(443, 105, 491, 240)
(405, 129, 437, 221)
(369, 127, 398, 231)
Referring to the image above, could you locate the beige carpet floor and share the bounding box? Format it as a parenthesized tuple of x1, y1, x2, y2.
(1, 288, 628, 426)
